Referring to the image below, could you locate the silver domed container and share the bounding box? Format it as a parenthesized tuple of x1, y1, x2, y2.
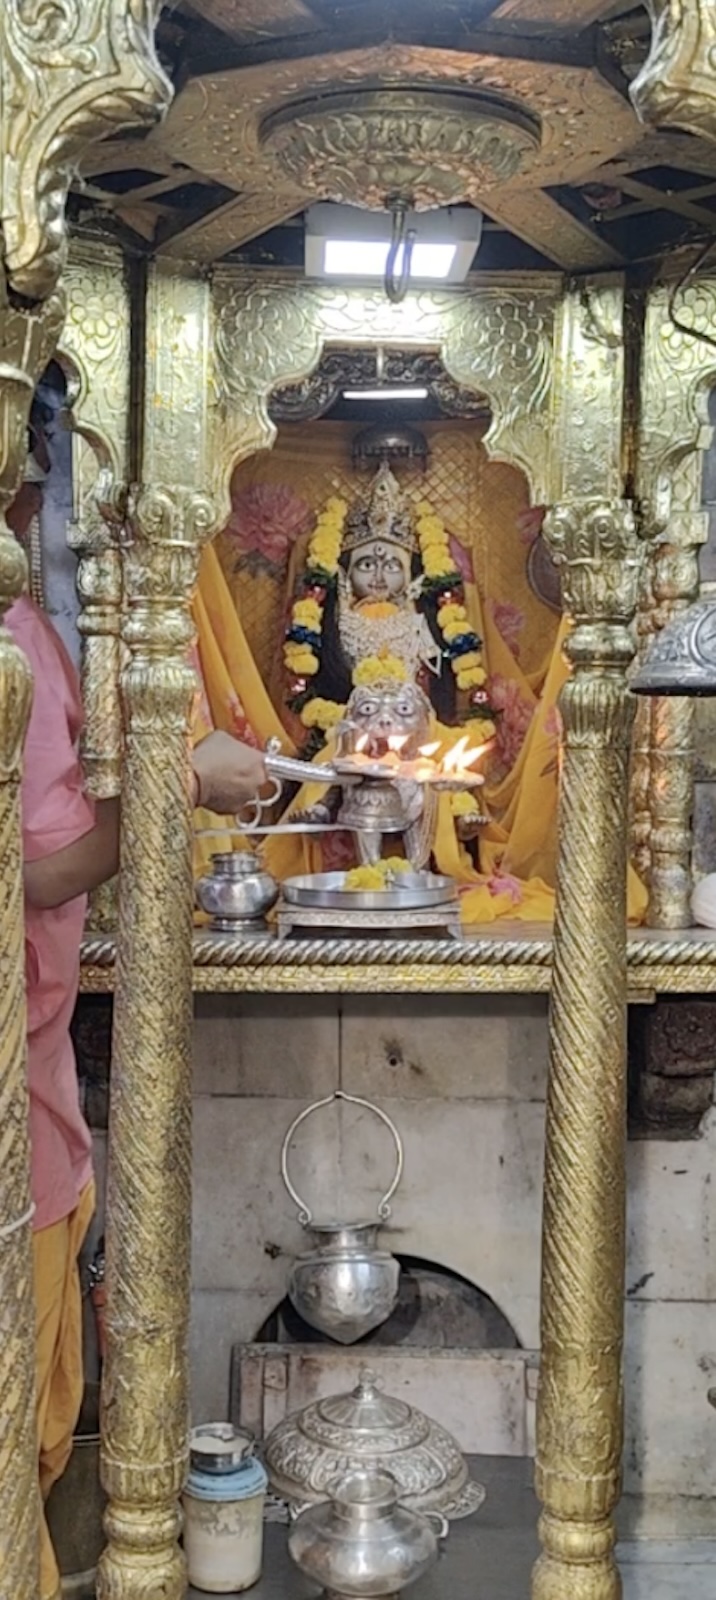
(264, 1368, 485, 1522)
(195, 850, 278, 934)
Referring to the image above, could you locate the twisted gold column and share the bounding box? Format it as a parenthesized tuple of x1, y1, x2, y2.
(0, 288, 64, 1600)
(533, 498, 641, 1600)
(97, 484, 215, 1600)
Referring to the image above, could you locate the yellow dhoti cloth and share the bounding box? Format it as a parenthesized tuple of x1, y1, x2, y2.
(33, 1179, 95, 1600)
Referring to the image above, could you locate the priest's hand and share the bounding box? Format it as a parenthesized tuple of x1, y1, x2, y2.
(192, 732, 267, 814)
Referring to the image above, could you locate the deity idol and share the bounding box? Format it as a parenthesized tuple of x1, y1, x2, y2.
(280, 462, 496, 859)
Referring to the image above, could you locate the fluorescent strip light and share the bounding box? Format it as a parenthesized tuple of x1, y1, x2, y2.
(323, 240, 456, 280)
(341, 388, 429, 401)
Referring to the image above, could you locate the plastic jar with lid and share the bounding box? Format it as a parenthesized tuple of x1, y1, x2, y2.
(182, 1453, 268, 1594)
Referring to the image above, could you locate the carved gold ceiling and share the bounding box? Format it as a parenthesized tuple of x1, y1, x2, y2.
(70, 2, 716, 273)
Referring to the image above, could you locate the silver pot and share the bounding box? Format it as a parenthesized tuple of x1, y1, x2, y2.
(287, 1468, 447, 1599)
(282, 1092, 404, 1345)
(195, 850, 278, 933)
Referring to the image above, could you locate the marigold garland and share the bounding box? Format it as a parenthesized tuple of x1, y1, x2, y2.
(283, 496, 347, 679)
(415, 500, 490, 695)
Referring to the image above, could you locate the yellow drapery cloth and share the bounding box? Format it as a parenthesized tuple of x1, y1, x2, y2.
(190, 542, 296, 882)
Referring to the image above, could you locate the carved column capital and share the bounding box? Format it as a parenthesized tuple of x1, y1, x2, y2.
(123, 482, 218, 602)
(544, 497, 640, 627)
(631, 2, 716, 142)
(543, 499, 641, 756)
(0, 2, 171, 299)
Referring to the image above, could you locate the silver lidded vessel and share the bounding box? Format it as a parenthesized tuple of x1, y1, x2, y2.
(287, 1467, 448, 1599)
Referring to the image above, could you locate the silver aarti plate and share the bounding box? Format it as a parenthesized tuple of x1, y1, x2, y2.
(282, 870, 458, 913)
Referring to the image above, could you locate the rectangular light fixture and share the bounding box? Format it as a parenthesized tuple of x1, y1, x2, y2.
(324, 241, 456, 281)
(306, 203, 483, 286)
(342, 387, 429, 401)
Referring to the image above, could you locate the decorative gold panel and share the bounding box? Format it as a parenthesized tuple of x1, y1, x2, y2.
(209, 268, 559, 514)
(261, 87, 541, 208)
(550, 278, 626, 503)
(0, 1, 171, 299)
(145, 261, 214, 490)
(78, 928, 716, 997)
(631, 1, 716, 141)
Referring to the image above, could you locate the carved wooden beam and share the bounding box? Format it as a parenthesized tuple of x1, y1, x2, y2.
(488, 0, 620, 27)
(156, 189, 306, 261)
(186, 0, 316, 38)
(482, 189, 623, 270)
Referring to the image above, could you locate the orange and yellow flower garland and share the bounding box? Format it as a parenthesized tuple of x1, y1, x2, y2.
(415, 501, 488, 695)
(283, 496, 346, 682)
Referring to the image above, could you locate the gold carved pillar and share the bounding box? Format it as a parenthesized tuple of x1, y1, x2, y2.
(0, 3, 170, 1592)
(98, 256, 218, 1598)
(534, 499, 641, 1600)
(533, 280, 639, 1600)
(0, 287, 63, 1600)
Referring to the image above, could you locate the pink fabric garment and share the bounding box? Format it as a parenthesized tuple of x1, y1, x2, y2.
(6, 595, 95, 1232)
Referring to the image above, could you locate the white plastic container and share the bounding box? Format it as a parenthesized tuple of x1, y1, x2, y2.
(182, 1430, 267, 1594)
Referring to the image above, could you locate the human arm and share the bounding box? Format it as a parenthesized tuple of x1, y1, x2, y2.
(24, 733, 267, 911)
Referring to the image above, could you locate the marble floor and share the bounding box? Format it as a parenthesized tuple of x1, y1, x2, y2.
(186, 1459, 716, 1600)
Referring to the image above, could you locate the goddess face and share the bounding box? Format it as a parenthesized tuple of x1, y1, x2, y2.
(343, 679, 431, 758)
(348, 539, 410, 603)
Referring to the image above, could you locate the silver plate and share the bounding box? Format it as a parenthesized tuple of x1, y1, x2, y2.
(282, 870, 458, 912)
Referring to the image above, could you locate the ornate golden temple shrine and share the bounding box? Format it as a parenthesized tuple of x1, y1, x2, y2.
(5, 3, 716, 1598)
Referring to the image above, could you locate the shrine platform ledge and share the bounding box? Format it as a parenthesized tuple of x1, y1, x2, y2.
(79, 924, 716, 997)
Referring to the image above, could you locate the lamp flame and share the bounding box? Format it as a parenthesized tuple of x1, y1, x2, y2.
(443, 735, 488, 775)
